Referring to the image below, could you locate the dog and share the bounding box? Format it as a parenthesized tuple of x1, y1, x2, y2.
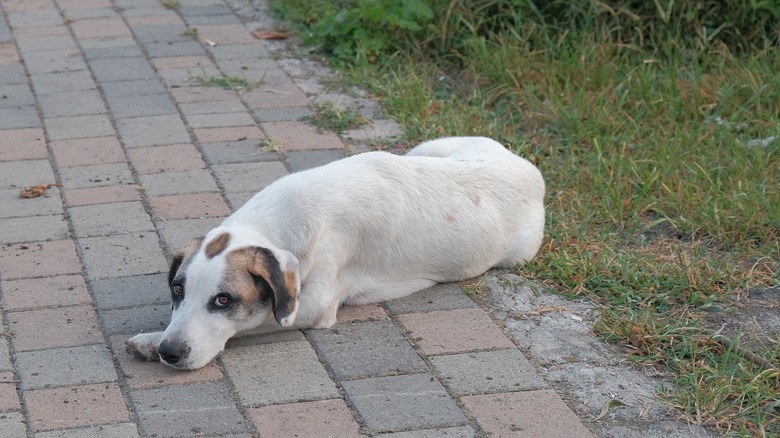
(126, 136, 545, 370)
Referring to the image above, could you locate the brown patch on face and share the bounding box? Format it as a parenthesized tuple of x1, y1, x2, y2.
(223, 248, 267, 306)
(204, 232, 231, 259)
(169, 237, 204, 285)
(284, 271, 298, 299)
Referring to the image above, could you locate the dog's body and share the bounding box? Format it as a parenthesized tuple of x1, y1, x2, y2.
(126, 137, 545, 370)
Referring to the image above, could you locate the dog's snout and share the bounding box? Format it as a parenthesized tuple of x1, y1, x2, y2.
(158, 340, 187, 365)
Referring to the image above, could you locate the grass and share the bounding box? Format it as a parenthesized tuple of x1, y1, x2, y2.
(303, 101, 367, 135)
(180, 28, 198, 39)
(273, 1, 780, 436)
(159, 0, 180, 11)
(189, 74, 257, 92)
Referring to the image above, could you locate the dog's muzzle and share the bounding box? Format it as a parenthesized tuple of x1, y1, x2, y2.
(158, 340, 191, 366)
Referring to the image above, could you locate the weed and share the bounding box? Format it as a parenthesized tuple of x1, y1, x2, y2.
(180, 27, 198, 39)
(260, 138, 282, 153)
(303, 101, 367, 135)
(189, 73, 257, 92)
(160, 0, 181, 11)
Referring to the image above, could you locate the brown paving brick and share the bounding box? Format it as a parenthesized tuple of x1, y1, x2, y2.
(8, 305, 103, 351)
(197, 25, 255, 45)
(336, 304, 388, 324)
(150, 55, 213, 70)
(460, 390, 593, 438)
(2, 0, 54, 12)
(25, 382, 129, 432)
(56, 0, 111, 10)
(148, 193, 230, 220)
(171, 86, 238, 103)
(242, 83, 309, 109)
(11, 25, 69, 38)
(1, 274, 90, 310)
(0, 371, 21, 412)
(0, 42, 20, 65)
(193, 126, 263, 143)
(125, 14, 184, 27)
(397, 308, 516, 355)
(108, 335, 222, 389)
(50, 136, 125, 167)
(249, 399, 362, 438)
(126, 143, 205, 174)
(63, 184, 141, 207)
(70, 17, 132, 40)
(0, 128, 47, 161)
(261, 121, 344, 151)
(0, 240, 81, 280)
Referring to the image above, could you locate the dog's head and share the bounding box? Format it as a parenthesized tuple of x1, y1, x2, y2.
(157, 228, 300, 370)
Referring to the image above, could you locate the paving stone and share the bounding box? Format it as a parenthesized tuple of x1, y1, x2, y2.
(254, 106, 313, 122)
(284, 149, 347, 172)
(16, 344, 117, 389)
(0, 337, 13, 370)
(70, 17, 132, 39)
(144, 41, 205, 57)
(178, 100, 245, 117)
(384, 283, 477, 315)
(0, 64, 26, 84)
(57, 0, 113, 11)
(99, 78, 166, 97)
(117, 114, 190, 148)
(0, 83, 35, 108)
(69, 201, 155, 237)
(105, 93, 177, 119)
(185, 112, 256, 129)
(208, 43, 270, 60)
(109, 334, 222, 389)
(0, 105, 40, 129)
(377, 426, 476, 437)
(211, 161, 288, 193)
(225, 330, 306, 349)
(342, 374, 468, 433)
(156, 216, 224, 252)
(22, 48, 87, 74)
(127, 143, 205, 174)
(79, 231, 167, 279)
(158, 66, 222, 88)
(221, 339, 339, 406)
(248, 399, 363, 438)
(193, 125, 263, 143)
(7, 305, 102, 351)
(132, 24, 190, 44)
(0, 239, 81, 280)
(1, 274, 90, 311)
(0, 412, 27, 437)
(82, 42, 145, 60)
(30, 70, 96, 95)
(0, 372, 20, 412)
(200, 139, 278, 164)
(131, 382, 248, 437)
(148, 193, 230, 220)
(99, 303, 169, 335)
(59, 163, 134, 189)
(16, 34, 77, 53)
(345, 119, 404, 142)
(336, 304, 388, 324)
(45, 114, 114, 140)
(12, 24, 69, 39)
(179, 4, 234, 17)
(183, 13, 241, 26)
(138, 170, 219, 196)
(6, 9, 63, 29)
(0, 159, 53, 189)
(171, 85, 238, 103)
(35, 423, 141, 438)
(50, 136, 125, 168)
(307, 321, 426, 380)
(242, 83, 309, 109)
(25, 383, 129, 432)
(0, 187, 62, 218)
(37, 89, 105, 117)
(397, 308, 516, 356)
(89, 57, 156, 82)
(64, 184, 141, 207)
(150, 55, 214, 70)
(261, 121, 345, 151)
(223, 191, 256, 211)
(0, 215, 68, 244)
(460, 390, 594, 438)
(90, 272, 167, 310)
(430, 349, 547, 395)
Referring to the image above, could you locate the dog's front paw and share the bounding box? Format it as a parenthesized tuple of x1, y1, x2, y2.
(125, 332, 164, 362)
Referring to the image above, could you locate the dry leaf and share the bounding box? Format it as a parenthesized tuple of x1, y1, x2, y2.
(252, 30, 287, 40)
(591, 399, 630, 422)
(19, 183, 62, 199)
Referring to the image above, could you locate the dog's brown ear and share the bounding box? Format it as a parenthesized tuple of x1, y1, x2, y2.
(168, 238, 203, 286)
(247, 247, 300, 327)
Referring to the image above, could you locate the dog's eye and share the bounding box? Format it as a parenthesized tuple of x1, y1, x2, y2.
(173, 284, 184, 295)
(213, 294, 230, 307)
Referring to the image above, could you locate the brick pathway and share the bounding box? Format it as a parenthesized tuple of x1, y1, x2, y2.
(0, 0, 594, 436)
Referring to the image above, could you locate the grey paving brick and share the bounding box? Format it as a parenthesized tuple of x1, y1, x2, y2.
(185, 112, 256, 129)
(99, 303, 169, 335)
(0, 83, 35, 108)
(211, 162, 288, 193)
(59, 163, 134, 189)
(0, 105, 40, 129)
(35, 423, 141, 438)
(131, 382, 248, 437)
(100, 79, 166, 97)
(345, 119, 404, 142)
(0, 64, 27, 85)
(0, 337, 12, 370)
(117, 115, 190, 148)
(0, 188, 62, 218)
(430, 349, 548, 395)
(284, 149, 347, 172)
(69, 201, 155, 237)
(221, 339, 339, 405)
(90, 273, 169, 310)
(30, 70, 96, 95)
(179, 100, 247, 116)
(378, 426, 476, 437)
(16, 344, 118, 390)
(133, 24, 190, 44)
(38, 89, 106, 118)
(23, 49, 87, 74)
(0, 215, 68, 244)
(82, 43, 145, 60)
(225, 330, 306, 349)
(105, 93, 177, 119)
(342, 374, 468, 433)
(0, 160, 54, 190)
(159, 66, 221, 88)
(0, 16, 10, 44)
(384, 283, 477, 315)
(138, 170, 219, 196)
(16, 35, 77, 54)
(144, 41, 205, 58)
(208, 43, 270, 60)
(79, 231, 168, 279)
(200, 139, 278, 164)
(90, 57, 157, 82)
(0, 412, 27, 438)
(45, 114, 114, 141)
(156, 217, 224, 253)
(179, 4, 234, 16)
(224, 191, 255, 212)
(307, 321, 426, 380)
(254, 106, 314, 122)
(183, 14, 241, 25)
(6, 9, 63, 28)
(62, 7, 117, 21)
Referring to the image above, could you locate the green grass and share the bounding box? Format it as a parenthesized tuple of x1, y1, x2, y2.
(302, 101, 367, 135)
(159, 0, 180, 11)
(189, 74, 257, 92)
(273, 1, 780, 435)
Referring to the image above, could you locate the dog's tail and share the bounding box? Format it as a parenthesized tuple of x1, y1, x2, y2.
(405, 136, 508, 159)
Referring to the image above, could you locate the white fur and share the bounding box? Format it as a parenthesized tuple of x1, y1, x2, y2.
(126, 137, 545, 369)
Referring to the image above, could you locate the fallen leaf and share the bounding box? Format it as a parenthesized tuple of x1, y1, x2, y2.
(252, 30, 287, 40)
(591, 399, 630, 422)
(19, 183, 62, 198)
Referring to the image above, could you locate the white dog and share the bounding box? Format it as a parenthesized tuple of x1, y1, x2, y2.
(126, 137, 545, 370)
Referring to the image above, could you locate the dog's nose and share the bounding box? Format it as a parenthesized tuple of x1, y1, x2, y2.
(158, 340, 185, 365)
